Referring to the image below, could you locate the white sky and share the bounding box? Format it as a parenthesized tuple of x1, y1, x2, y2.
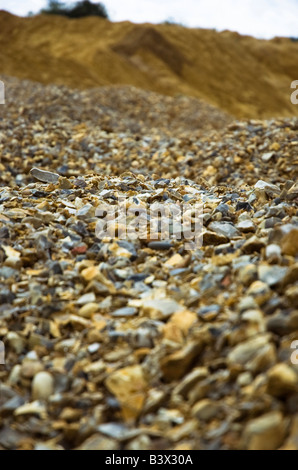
(1, 0, 298, 38)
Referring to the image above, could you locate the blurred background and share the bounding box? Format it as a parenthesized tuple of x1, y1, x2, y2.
(2, 0, 298, 38)
(0, 0, 298, 118)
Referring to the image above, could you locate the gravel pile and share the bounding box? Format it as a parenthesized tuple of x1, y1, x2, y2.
(0, 76, 297, 450)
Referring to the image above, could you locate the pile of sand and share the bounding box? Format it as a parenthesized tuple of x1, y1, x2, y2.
(0, 10, 298, 119)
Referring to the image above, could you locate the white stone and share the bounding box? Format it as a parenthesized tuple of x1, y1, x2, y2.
(32, 371, 54, 401)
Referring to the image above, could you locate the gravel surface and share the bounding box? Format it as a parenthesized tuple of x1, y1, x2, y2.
(0, 76, 297, 450)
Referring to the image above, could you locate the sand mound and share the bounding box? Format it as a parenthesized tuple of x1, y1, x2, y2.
(0, 75, 231, 135)
(112, 26, 187, 76)
(0, 11, 298, 119)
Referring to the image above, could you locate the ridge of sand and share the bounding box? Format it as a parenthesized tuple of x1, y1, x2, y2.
(1, 10, 298, 119)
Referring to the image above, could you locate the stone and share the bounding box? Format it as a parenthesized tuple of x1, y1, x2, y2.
(76, 203, 95, 218)
(14, 401, 47, 418)
(30, 167, 59, 183)
(197, 304, 220, 321)
(238, 264, 258, 286)
(173, 367, 208, 397)
(258, 265, 288, 286)
(126, 434, 151, 450)
(280, 416, 298, 450)
(78, 303, 99, 318)
(208, 221, 239, 239)
(192, 399, 221, 422)
(266, 364, 298, 397)
(261, 152, 275, 163)
(243, 411, 286, 450)
(237, 371, 253, 387)
(32, 371, 55, 401)
(160, 340, 205, 381)
(228, 334, 276, 372)
(247, 281, 271, 305)
(141, 298, 183, 320)
(203, 230, 228, 245)
(112, 307, 138, 317)
(97, 423, 140, 441)
(0, 395, 25, 414)
(265, 244, 281, 262)
(280, 228, 298, 256)
(6, 332, 24, 354)
(254, 180, 280, 196)
(236, 219, 255, 233)
(163, 310, 197, 341)
(282, 264, 298, 286)
(87, 343, 101, 354)
(242, 236, 266, 254)
(21, 360, 43, 379)
(285, 286, 298, 307)
(147, 241, 173, 250)
(76, 293, 96, 305)
(8, 365, 22, 385)
(105, 366, 147, 421)
(58, 176, 73, 189)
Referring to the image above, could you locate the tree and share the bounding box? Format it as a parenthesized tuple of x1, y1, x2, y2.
(40, 0, 109, 19)
(67, 1, 108, 18)
(41, 1, 66, 15)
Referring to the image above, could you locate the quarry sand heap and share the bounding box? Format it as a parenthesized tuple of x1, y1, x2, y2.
(0, 10, 298, 119)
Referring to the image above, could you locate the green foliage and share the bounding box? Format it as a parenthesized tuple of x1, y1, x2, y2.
(163, 17, 183, 26)
(40, 0, 108, 19)
(41, 1, 65, 14)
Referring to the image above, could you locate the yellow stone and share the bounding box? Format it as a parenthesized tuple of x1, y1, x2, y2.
(78, 303, 99, 318)
(105, 365, 147, 421)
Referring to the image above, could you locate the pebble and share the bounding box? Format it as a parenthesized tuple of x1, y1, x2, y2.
(21, 360, 43, 379)
(105, 366, 147, 421)
(285, 285, 298, 307)
(112, 307, 138, 317)
(243, 412, 286, 450)
(6, 332, 24, 354)
(254, 180, 280, 196)
(147, 241, 173, 250)
(173, 368, 208, 398)
(76, 434, 119, 450)
(78, 303, 99, 318)
(30, 167, 60, 184)
(203, 231, 228, 245)
(261, 152, 275, 163)
(140, 298, 183, 320)
(228, 334, 276, 372)
(14, 401, 47, 418)
(258, 265, 289, 286)
(266, 364, 298, 397)
(236, 219, 255, 233)
(76, 293, 96, 305)
(208, 221, 240, 239)
(265, 244, 281, 263)
(192, 399, 221, 422)
(242, 236, 266, 253)
(32, 371, 55, 401)
(160, 340, 206, 381)
(280, 228, 298, 256)
(247, 281, 272, 305)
